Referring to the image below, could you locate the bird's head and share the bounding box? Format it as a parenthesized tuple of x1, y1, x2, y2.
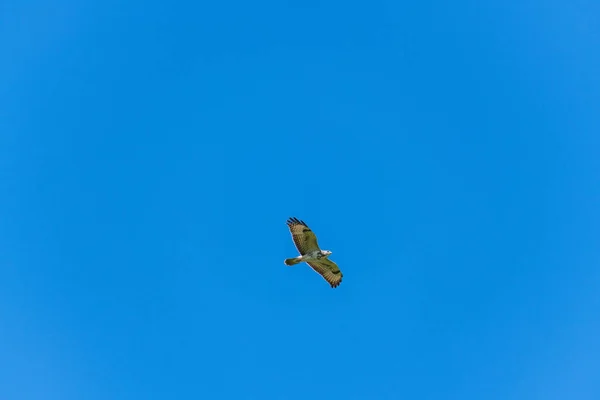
(322, 250, 332, 257)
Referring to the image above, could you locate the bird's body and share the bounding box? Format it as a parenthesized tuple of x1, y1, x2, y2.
(284, 249, 331, 266)
(284, 217, 343, 288)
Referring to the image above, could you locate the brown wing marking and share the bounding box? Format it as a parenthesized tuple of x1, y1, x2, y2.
(307, 258, 343, 288)
(286, 217, 320, 255)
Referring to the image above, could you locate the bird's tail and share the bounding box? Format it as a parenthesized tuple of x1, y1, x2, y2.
(284, 257, 302, 266)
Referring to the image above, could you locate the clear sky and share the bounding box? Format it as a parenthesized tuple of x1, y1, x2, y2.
(1, 1, 599, 399)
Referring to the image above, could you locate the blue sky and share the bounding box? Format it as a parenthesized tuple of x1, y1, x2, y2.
(1, 1, 599, 399)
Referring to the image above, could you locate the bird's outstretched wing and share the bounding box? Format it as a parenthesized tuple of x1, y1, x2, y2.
(286, 217, 320, 255)
(307, 258, 343, 288)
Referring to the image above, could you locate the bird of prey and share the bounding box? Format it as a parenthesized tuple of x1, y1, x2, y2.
(284, 217, 343, 288)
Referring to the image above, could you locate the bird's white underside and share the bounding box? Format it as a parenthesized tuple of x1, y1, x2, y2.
(297, 250, 329, 263)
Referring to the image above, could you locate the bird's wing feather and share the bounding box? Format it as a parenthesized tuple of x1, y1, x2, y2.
(307, 258, 343, 288)
(286, 217, 320, 255)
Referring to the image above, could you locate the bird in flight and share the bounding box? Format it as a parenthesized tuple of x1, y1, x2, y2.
(284, 217, 343, 288)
